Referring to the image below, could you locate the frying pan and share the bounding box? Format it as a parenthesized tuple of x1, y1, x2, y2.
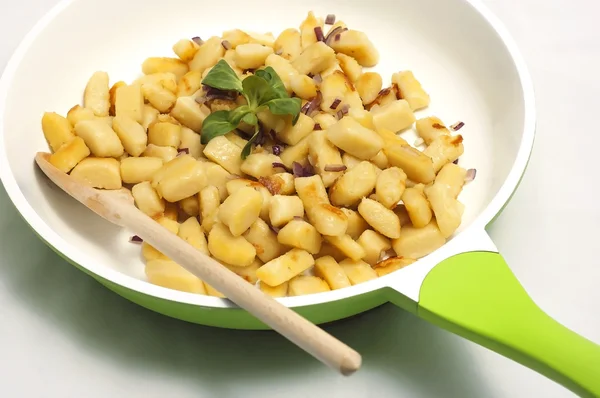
(0, 0, 598, 396)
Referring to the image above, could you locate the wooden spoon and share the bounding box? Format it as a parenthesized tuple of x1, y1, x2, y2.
(35, 152, 361, 375)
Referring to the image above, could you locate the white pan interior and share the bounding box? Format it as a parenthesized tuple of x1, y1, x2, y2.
(0, 0, 532, 307)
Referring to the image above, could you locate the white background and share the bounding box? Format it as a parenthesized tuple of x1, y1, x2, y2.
(1, 0, 599, 397)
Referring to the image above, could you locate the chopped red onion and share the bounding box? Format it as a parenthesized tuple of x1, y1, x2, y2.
(129, 235, 143, 243)
(272, 162, 291, 172)
(275, 49, 283, 55)
(324, 26, 347, 45)
(178, 148, 190, 155)
(325, 14, 336, 25)
(221, 40, 232, 50)
(314, 26, 325, 42)
(269, 225, 281, 234)
(272, 145, 282, 156)
(453, 158, 459, 165)
(451, 121, 465, 131)
(324, 164, 347, 172)
(195, 96, 207, 105)
(329, 98, 342, 110)
(191, 36, 204, 46)
(312, 74, 323, 84)
(378, 87, 391, 96)
(292, 161, 315, 178)
(204, 86, 237, 101)
(340, 104, 349, 116)
(465, 168, 477, 182)
(301, 91, 322, 116)
(336, 110, 344, 120)
(313, 123, 322, 131)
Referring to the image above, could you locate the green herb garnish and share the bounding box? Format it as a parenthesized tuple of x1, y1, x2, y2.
(200, 60, 301, 159)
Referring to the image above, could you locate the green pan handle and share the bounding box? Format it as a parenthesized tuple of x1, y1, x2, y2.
(418, 251, 600, 398)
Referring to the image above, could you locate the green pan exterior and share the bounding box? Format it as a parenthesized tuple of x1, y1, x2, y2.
(418, 251, 600, 398)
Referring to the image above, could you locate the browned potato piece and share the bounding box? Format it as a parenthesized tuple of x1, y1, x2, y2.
(120, 157, 163, 184)
(143, 144, 178, 163)
(178, 216, 208, 255)
(189, 37, 226, 73)
(241, 153, 282, 179)
(112, 115, 147, 157)
(372, 100, 415, 133)
(243, 218, 285, 263)
(289, 276, 330, 296)
(41, 112, 75, 152)
(392, 220, 445, 259)
(256, 249, 314, 286)
(402, 187, 433, 228)
(415, 116, 450, 145)
(154, 157, 208, 202)
(115, 84, 144, 123)
(326, 234, 366, 261)
(259, 281, 289, 297)
(355, 72, 383, 105)
(204, 162, 234, 201)
(259, 173, 295, 196)
(179, 127, 204, 159)
(178, 195, 200, 216)
(148, 121, 181, 148)
(277, 219, 322, 254)
(142, 57, 188, 80)
(269, 195, 304, 227)
(274, 28, 302, 60)
(279, 134, 311, 167)
(339, 259, 378, 285)
(74, 120, 124, 158)
(208, 223, 256, 267)
(70, 157, 121, 189)
(314, 256, 351, 290)
(374, 257, 416, 277)
(295, 175, 348, 237)
(222, 29, 251, 48)
(219, 186, 263, 237)
(316, 242, 347, 262)
(340, 208, 369, 240)
(84, 71, 109, 117)
(392, 71, 430, 111)
(375, 167, 407, 209)
(171, 97, 210, 133)
(134, 73, 177, 94)
(308, 130, 344, 187)
(384, 143, 436, 184)
(329, 161, 377, 207)
(336, 53, 363, 82)
(292, 42, 336, 75)
(142, 83, 177, 113)
(326, 117, 384, 160)
(329, 30, 379, 67)
(145, 259, 206, 294)
(423, 134, 464, 172)
(225, 259, 263, 284)
(172, 39, 200, 62)
(357, 230, 392, 266)
(177, 70, 203, 97)
(358, 198, 401, 239)
(203, 136, 242, 175)
(299, 11, 323, 49)
(132, 181, 165, 218)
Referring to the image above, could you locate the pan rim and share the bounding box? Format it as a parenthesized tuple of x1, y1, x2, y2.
(0, 0, 536, 309)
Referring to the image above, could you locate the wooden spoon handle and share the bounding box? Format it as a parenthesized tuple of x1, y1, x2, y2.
(114, 197, 362, 375)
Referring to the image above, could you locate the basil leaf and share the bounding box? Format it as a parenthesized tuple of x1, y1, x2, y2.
(255, 67, 288, 99)
(242, 75, 278, 109)
(264, 97, 302, 124)
(202, 60, 243, 93)
(200, 110, 237, 144)
(228, 105, 252, 126)
(241, 125, 261, 159)
(242, 112, 258, 125)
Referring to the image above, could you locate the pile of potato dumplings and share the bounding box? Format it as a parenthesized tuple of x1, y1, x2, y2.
(40, 11, 468, 298)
